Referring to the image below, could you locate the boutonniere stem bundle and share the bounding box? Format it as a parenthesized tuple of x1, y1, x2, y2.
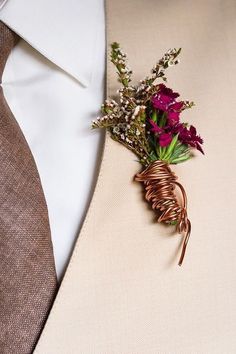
(92, 43, 204, 266)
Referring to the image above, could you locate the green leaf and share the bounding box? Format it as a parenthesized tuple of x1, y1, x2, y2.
(171, 143, 189, 160)
(155, 146, 161, 159)
(159, 146, 167, 159)
(158, 112, 167, 127)
(171, 154, 191, 164)
(169, 220, 178, 225)
(152, 109, 157, 123)
(162, 134, 179, 161)
(149, 150, 158, 161)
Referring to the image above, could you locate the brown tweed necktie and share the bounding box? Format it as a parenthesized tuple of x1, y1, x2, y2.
(0, 22, 58, 353)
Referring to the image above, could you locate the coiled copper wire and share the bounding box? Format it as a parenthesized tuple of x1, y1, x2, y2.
(134, 160, 191, 266)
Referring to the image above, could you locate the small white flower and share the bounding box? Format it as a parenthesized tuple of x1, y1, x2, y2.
(133, 106, 140, 117)
(113, 127, 119, 134)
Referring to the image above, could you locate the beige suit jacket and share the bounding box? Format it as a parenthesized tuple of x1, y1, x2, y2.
(35, 0, 236, 353)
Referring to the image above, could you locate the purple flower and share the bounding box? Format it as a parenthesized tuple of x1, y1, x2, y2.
(148, 85, 204, 154)
(148, 119, 172, 147)
(151, 84, 184, 126)
(188, 126, 204, 154)
(172, 123, 204, 154)
(152, 84, 180, 112)
(158, 84, 180, 100)
(159, 133, 172, 147)
(167, 111, 180, 124)
(169, 102, 184, 111)
(149, 119, 163, 133)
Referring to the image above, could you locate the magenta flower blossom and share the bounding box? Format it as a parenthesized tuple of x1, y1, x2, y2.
(151, 84, 184, 126)
(152, 84, 179, 112)
(167, 101, 184, 124)
(159, 133, 172, 147)
(169, 101, 184, 111)
(149, 119, 163, 133)
(149, 84, 203, 154)
(167, 111, 180, 124)
(149, 119, 172, 147)
(172, 123, 204, 154)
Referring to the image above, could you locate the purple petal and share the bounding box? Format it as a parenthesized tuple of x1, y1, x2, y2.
(196, 142, 204, 154)
(149, 119, 163, 133)
(159, 133, 172, 147)
(169, 101, 184, 111)
(167, 111, 180, 124)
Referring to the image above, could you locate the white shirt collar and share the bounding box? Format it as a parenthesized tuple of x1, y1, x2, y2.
(0, 0, 104, 87)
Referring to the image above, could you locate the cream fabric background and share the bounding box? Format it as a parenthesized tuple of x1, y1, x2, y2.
(35, 0, 236, 353)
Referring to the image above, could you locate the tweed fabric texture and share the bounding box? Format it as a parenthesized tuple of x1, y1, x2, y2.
(0, 22, 58, 354)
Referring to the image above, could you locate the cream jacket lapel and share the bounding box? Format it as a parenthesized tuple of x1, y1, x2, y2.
(33, 0, 236, 352)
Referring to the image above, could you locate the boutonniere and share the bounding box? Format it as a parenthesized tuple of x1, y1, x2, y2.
(92, 43, 204, 266)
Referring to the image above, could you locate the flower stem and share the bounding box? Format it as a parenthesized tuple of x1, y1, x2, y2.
(158, 112, 167, 127)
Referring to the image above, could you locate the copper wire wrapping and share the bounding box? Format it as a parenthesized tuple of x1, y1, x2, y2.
(135, 160, 191, 266)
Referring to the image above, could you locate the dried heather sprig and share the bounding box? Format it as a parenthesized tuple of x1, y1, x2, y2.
(150, 48, 181, 82)
(111, 42, 133, 87)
